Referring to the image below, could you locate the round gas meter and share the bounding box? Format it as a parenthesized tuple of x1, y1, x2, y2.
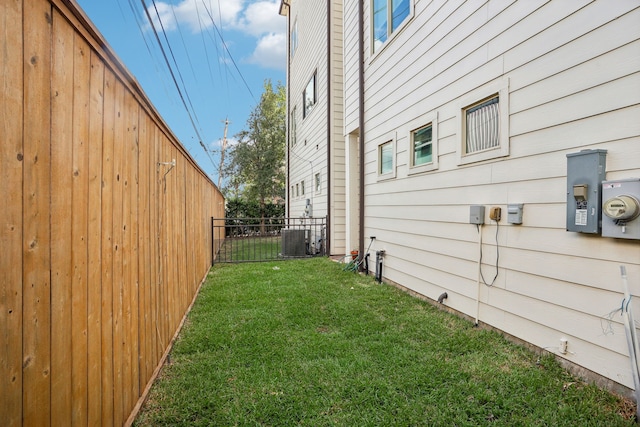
(603, 195, 640, 221)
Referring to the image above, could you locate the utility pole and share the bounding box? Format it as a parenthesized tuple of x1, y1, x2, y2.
(218, 117, 230, 189)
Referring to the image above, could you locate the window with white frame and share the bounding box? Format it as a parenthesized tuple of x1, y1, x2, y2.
(372, 0, 411, 53)
(408, 112, 439, 174)
(457, 80, 509, 165)
(296, 183, 299, 197)
(301, 180, 305, 196)
(315, 173, 321, 192)
(379, 141, 394, 176)
(303, 72, 316, 118)
(412, 124, 432, 166)
(290, 107, 297, 147)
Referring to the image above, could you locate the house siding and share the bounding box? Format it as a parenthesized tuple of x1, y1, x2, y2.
(344, 0, 640, 391)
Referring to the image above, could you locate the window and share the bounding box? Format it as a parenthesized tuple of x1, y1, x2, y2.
(412, 124, 432, 166)
(291, 185, 294, 198)
(290, 19, 298, 58)
(290, 107, 297, 147)
(373, 0, 411, 53)
(296, 183, 299, 197)
(315, 173, 321, 192)
(465, 96, 499, 154)
(301, 180, 305, 196)
(303, 72, 316, 118)
(457, 80, 509, 165)
(408, 113, 439, 174)
(379, 141, 393, 175)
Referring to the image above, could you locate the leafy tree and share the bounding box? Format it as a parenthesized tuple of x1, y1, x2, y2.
(227, 80, 286, 231)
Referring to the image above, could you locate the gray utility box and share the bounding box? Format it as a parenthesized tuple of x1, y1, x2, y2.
(566, 149, 607, 234)
(602, 178, 640, 240)
(282, 229, 307, 257)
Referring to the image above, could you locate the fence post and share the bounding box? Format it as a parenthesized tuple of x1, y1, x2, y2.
(211, 217, 216, 267)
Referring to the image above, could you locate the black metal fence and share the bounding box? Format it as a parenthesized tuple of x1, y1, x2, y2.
(212, 217, 327, 263)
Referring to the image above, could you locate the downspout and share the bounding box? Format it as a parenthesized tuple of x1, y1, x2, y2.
(281, 1, 291, 218)
(326, 0, 332, 254)
(358, 0, 365, 268)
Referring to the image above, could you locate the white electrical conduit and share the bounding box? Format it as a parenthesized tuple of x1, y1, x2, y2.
(620, 265, 640, 420)
(475, 224, 483, 326)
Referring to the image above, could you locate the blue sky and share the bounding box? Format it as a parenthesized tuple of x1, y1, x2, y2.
(75, 0, 286, 186)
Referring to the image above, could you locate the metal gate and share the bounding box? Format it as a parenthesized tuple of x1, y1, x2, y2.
(212, 217, 327, 263)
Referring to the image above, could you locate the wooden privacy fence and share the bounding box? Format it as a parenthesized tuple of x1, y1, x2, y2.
(0, 0, 225, 425)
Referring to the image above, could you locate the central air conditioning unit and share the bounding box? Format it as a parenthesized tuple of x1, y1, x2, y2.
(281, 229, 306, 257)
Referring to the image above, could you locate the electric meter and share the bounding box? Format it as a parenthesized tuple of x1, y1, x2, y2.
(603, 195, 640, 221)
(601, 178, 640, 240)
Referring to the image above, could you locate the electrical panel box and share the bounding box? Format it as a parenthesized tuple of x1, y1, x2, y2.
(507, 204, 523, 225)
(566, 149, 607, 234)
(469, 205, 485, 225)
(601, 178, 640, 240)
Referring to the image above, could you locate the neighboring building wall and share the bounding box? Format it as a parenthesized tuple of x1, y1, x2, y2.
(329, 0, 346, 254)
(0, 0, 225, 425)
(285, 0, 346, 255)
(344, 0, 640, 391)
(286, 0, 328, 219)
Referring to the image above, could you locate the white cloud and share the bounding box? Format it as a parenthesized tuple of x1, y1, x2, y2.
(247, 32, 286, 70)
(149, 0, 285, 69)
(236, 1, 285, 37)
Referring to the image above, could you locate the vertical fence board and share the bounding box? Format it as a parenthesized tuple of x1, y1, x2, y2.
(150, 127, 160, 367)
(112, 80, 125, 427)
(127, 92, 140, 411)
(161, 137, 170, 349)
(137, 110, 149, 389)
(71, 32, 90, 427)
(22, 0, 52, 425)
(0, 0, 24, 424)
(100, 68, 116, 427)
(87, 50, 104, 426)
(50, 9, 73, 426)
(120, 88, 133, 420)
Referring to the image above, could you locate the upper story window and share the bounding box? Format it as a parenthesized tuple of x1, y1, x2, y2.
(290, 19, 298, 58)
(303, 72, 317, 118)
(373, 0, 411, 53)
(315, 173, 321, 192)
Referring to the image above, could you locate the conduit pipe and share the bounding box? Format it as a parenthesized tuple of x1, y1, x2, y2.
(475, 224, 483, 326)
(620, 265, 640, 420)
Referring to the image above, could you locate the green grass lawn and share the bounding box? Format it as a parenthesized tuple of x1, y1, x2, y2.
(217, 235, 283, 262)
(134, 258, 634, 426)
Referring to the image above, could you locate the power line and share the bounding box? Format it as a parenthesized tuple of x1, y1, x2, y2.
(140, 0, 218, 174)
(200, 1, 257, 103)
(149, 0, 203, 132)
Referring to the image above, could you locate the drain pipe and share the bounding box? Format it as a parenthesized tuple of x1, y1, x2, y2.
(325, 0, 332, 254)
(357, 0, 366, 268)
(437, 292, 448, 304)
(375, 250, 385, 282)
(475, 224, 483, 326)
